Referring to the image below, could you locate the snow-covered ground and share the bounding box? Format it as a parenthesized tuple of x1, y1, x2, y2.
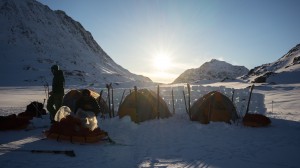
(0, 82, 299, 168)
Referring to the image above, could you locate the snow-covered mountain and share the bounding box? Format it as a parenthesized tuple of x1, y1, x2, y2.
(172, 59, 249, 84)
(242, 44, 300, 84)
(0, 0, 152, 86)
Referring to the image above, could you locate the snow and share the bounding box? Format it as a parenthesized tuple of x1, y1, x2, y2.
(1, 82, 300, 168)
(0, 0, 153, 86)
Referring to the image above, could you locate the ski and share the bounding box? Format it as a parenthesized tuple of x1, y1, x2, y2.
(0, 147, 75, 157)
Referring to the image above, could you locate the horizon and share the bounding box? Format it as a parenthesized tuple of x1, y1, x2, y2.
(37, 0, 300, 84)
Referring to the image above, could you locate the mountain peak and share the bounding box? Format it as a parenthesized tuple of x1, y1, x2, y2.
(0, 0, 152, 86)
(172, 59, 249, 84)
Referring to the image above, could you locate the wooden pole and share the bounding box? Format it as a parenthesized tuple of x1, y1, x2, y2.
(134, 86, 138, 123)
(111, 84, 115, 117)
(187, 83, 191, 120)
(157, 85, 160, 119)
(182, 90, 189, 118)
(106, 84, 111, 118)
(119, 89, 126, 105)
(231, 89, 235, 102)
(99, 90, 104, 118)
(245, 84, 255, 115)
(172, 88, 175, 114)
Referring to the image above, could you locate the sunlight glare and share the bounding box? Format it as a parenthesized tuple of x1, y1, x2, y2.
(153, 52, 172, 71)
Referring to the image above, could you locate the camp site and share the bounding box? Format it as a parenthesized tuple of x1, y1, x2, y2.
(0, 82, 299, 168)
(1, 0, 300, 167)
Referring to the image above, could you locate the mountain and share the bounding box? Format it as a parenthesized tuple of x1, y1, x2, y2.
(242, 44, 300, 84)
(0, 0, 152, 87)
(172, 59, 249, 84)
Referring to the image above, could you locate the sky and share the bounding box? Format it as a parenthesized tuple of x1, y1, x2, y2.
(37, 0, 300, 84)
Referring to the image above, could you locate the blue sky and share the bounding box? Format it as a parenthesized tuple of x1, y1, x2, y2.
(37, 0, 300, 83)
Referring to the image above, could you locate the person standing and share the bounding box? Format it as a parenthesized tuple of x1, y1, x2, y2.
(47, 65, 65, 123)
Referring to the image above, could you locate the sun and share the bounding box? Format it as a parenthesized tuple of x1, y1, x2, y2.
(153, 52, 172, 71)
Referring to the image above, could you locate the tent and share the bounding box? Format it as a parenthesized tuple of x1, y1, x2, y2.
(62, 89, 108, 115)
(190, 91, 238, 124)
(118, 89, 172, 123)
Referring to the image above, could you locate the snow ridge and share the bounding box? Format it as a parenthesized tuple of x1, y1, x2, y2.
(242, 44, 300, 84)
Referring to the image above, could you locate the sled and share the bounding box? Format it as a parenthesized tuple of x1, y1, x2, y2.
(243, 113, 271, 127)
(44, 128, 108, 143)
(44, 114, 109, 144)
(0, 114, 30, 131)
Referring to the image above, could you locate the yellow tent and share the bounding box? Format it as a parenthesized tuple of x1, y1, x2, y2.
(118, 89, 171, 123)
(190, 91, 238, 124)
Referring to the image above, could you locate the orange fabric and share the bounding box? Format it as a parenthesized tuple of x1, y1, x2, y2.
(46, 115, 108, 143)
(243, 114, 271, 127)
(191, 91, 238, 124)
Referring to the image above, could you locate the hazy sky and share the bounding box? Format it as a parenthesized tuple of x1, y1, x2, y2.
(37, 0, 300, 83)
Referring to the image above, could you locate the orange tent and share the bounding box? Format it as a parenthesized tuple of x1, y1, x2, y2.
(190, 91, 238, 124)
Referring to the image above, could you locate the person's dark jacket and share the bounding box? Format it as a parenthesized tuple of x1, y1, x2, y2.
(52, 70, 65, 94)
